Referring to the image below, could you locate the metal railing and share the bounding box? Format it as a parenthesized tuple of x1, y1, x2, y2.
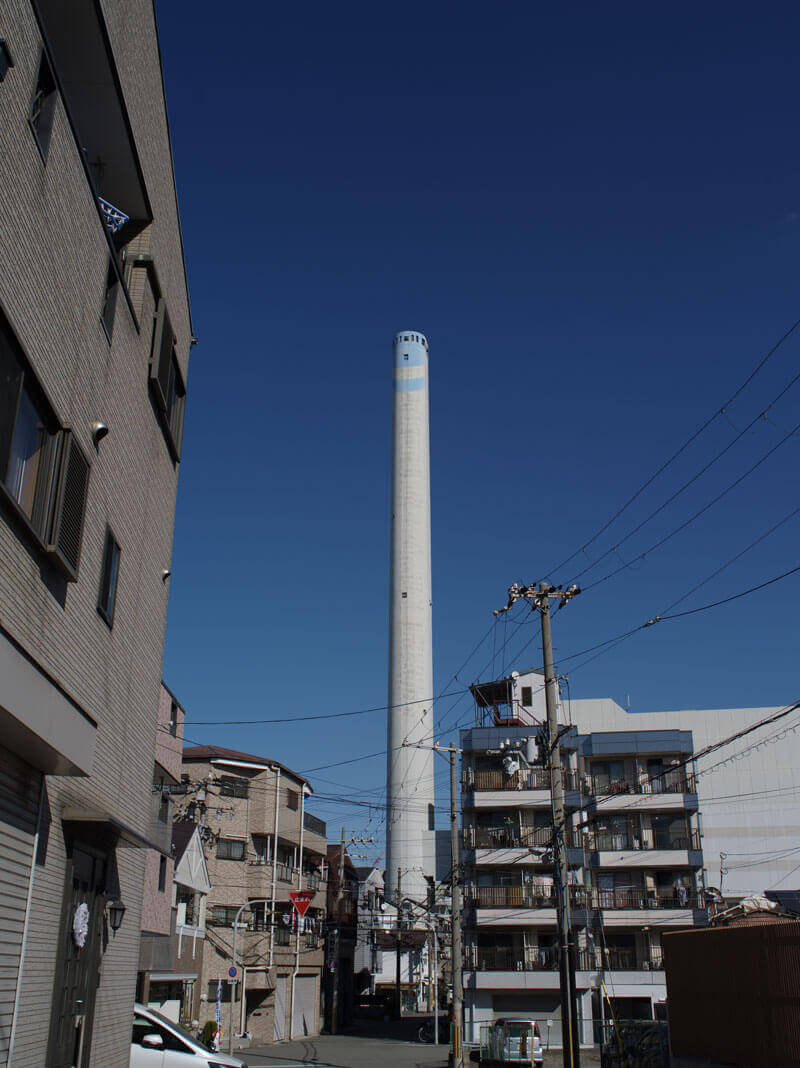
(584, 828, 701, 852)
(305, 932, 320, 949)
(467, 767, 579, 792)
(303, 870, 322, 890)
(590, 886, 700, 910)
(303, 811, 327, 836)
(596, 947, 664, 971)
(465, 885, 586, 909)
(590, 770, 696, 796)
(275, 862, 294, 883)
(274, 926, 292, 946)
(465, 825, 553, 850)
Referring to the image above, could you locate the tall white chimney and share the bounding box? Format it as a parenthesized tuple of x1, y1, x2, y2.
(386, 329, 435, 904)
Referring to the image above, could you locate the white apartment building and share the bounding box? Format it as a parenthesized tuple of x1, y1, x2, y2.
(461, 669, 796, 1046)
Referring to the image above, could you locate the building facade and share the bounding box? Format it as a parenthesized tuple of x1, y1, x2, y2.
(137, 684, 188, 1012)
(461, 669, 797, 1046)
(180, 746, 327, 1046)
(0, 1, 191, 1064)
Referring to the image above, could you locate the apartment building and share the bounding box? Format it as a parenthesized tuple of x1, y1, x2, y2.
(180, 746, 328, 1045)
(0, 1, 191, 1064)
(137, 685, 187, 1008)
(462, 671, 705, 1045)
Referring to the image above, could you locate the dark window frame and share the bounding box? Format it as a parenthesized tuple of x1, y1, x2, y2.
(97, 526, 121, 627)
(168, 700, 178, 737)
(100, 257, 119, 343)
(216, 838, 246, 861)
(158, 855, 167, 892)
(286, 788, 299, 812)
(0, 312, 90, 580)
(28, 48, 57, 163)
(219, 776, 249, 799)
(149, 299, 186, 462)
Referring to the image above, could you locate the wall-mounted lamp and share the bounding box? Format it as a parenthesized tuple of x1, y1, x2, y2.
(107, 898, 126, 933)
(91, 421, 109, 445)
(161, 569, 171, 583)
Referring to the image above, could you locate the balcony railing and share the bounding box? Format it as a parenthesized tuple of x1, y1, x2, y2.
(466, 946, 664, 972)
(590, 770, 696, 797)
(305, 932, 320, 949)
(465, 885, 586, 909)
(589, 887, 700, 910)
(303, 870, 322, 891)
(597, 947, 664, 971)
(466, 767, 579, 792)
(303, 811, 327, 837)
(583, 828, 701, 852)
(274, 926, 292, 946)
(276, 862, 294, 883)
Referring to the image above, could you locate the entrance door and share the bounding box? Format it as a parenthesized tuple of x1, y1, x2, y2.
(48, 845, 107, 1067)
(273, 976, 286, 1041)
(292, 976, 316, 1037)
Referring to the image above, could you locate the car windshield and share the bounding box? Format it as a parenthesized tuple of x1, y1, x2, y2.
(136, 1008, 207, 1053)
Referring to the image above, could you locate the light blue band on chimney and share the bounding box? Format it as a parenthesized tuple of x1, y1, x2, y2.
(394, 377, 427, 392)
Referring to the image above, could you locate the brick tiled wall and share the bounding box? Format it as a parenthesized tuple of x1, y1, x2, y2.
(0, 2, 192, 1065)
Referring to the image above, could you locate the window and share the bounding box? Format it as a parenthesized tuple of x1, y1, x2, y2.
(217, 838, 245, 861)
(100, 259, 119, 342)
(29, 49, 57, 162)
(252, 834, 269, 863)
(209, 905, 244, 926)
(168, 701, 178, 737)
(97, 528, 120, 626)
(158, 855, 167, 892)
(0, 314, 89, 579)
(286, 789, 299, 812)
(219, 775, 249, 798)
(521, 686, 532, 707)
(131, 1013, 191, 1053)
(149, 299, 186, 461)
(206, 980, 237, 1003)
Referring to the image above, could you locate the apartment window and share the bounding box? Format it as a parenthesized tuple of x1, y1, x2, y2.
(29, 49, 57, 162)
(219, 776, 249, 799)
(0, 314, 89, 579)
(521, 686, 532, 707)
(150, 299, 186, 461)
(168, 701, 178, 737)
(286, 789, 299, 812)
(100, 259, 119, 342)
(158, 855, 167, 892)
(217, 838, 245, 861)
(209, 905, 244, 927)
(97, 528, 121, 626)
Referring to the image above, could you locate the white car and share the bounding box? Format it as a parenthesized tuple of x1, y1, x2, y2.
(130, 1004, 247, 1067)
(493, 1018, 544, 1066)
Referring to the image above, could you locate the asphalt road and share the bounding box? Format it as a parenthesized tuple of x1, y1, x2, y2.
(242, 1034, 603, 1068)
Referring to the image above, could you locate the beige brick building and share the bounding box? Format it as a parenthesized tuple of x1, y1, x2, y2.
(0, 1, 191, 1065)
(180, 747, 328, 1046)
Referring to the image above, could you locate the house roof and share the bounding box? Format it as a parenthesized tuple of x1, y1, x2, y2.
(182, 745, 310, 787)
(171, 819, 196, 864)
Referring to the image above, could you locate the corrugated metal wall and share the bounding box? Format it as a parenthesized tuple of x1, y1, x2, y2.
(0, 748, 41, 1068)
(664, 921, 800, 1067)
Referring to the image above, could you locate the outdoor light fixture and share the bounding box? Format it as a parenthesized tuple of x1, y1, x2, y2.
(0, 40, 14, 82)
(91, 421, 109, 445)
(161, 569, 171, 583)
(107, 898, 126, 933)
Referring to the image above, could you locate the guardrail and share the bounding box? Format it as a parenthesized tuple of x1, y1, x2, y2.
(584, 828, 701, 852)
(464, 885, 586, 909)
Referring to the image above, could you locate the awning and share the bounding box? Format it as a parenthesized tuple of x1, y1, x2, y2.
(242, 966, 276, 990)
(62, 807, 167, 853)
(149, 973, 197, 983)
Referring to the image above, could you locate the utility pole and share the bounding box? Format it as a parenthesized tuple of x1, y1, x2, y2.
(330, 827, 346, 1034)
(395, 867, 403, 1020)
(540, 585, 580, 1068)
(495, 580, 581, 1068)
(449, 744, 463, 1068)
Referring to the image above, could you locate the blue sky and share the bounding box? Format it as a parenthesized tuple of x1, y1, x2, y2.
(157, 2, 800, 850)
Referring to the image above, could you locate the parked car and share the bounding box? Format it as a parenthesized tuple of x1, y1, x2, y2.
(131, 1004, 247, 1067)
(487, 1018, 543, 1067)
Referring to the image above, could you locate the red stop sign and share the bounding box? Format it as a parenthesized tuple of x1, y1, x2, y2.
(289, 890, 315, 917)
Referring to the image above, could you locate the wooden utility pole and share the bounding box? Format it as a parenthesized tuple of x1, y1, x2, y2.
(330, 827, 346, 1033)
(449, 744, 463, 1068)
(395, 866, 403, 1019)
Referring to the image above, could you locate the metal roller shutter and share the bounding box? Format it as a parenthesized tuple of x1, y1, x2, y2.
(0, 748, 41, 1068)
(273, 976, 286, 1041)
(291, 975, 316, 1038)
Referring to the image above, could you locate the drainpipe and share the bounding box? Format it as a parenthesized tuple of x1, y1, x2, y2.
(268, 766, 281, 967)
(289, 783, 309, 1038)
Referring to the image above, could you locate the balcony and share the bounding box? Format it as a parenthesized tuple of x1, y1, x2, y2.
(276, 862, 294, 883)
(465, 885, 586, 909)
(596, 947, 664, 971)
(466, 947, 593, 972)
(589, 887, 700, 910)
(466, 767, 579, 792)
(465, 825, 552, 851)
(583, 828, 701, 852)
(303, 811, 327, 837)
(591, 770, 696, 796)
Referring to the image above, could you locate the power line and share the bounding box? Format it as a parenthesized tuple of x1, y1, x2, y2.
(542, 313, 800, 581)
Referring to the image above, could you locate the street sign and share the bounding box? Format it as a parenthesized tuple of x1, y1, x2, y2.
(289, 890, 314, 917)
(228, 966, 237, 979)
